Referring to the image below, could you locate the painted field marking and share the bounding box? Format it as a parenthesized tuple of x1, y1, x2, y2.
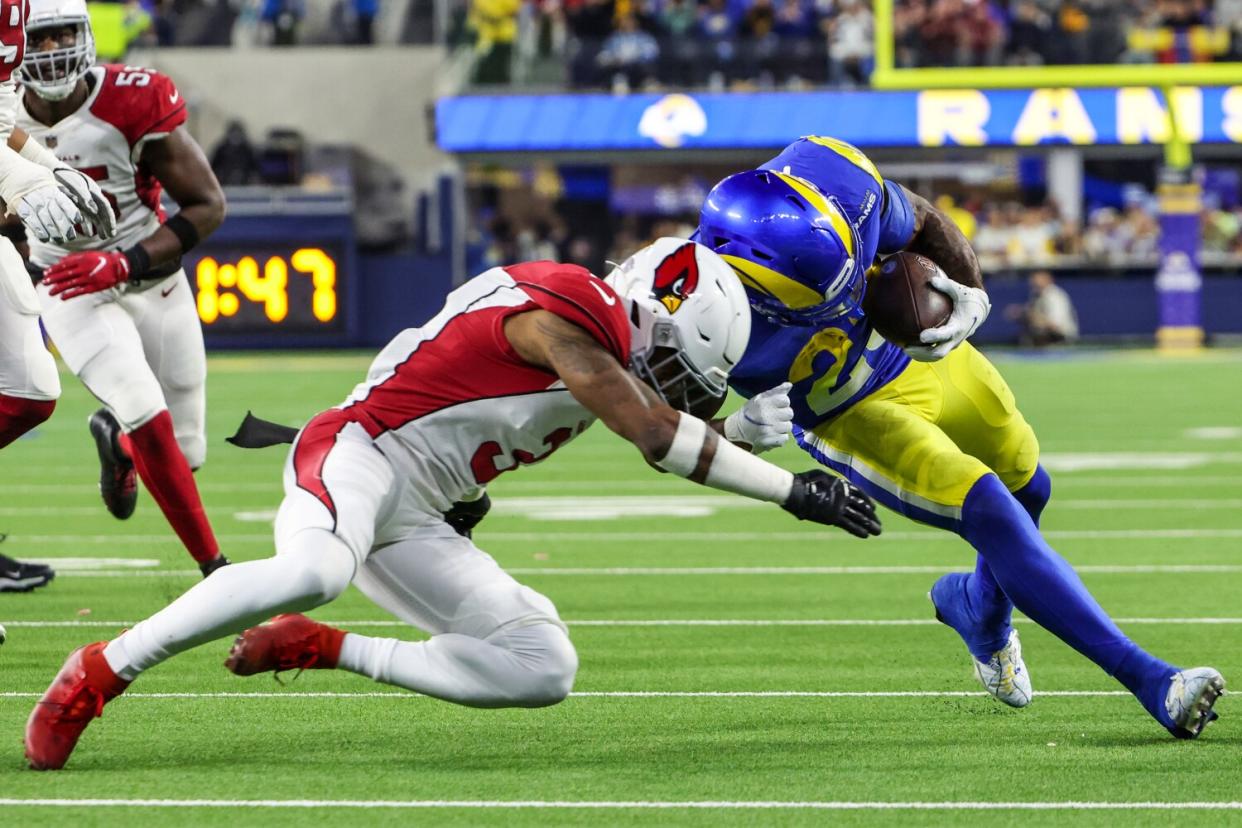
(1185, 427, 1242, 440)
(0, 690, 1133, 700)
(37, 563, 1242, 578)
(9, 527, 1242, 549)
(224, 496, 1242, 524)
(5, 618, 1240, 629)
(15, 558, 160, 571)
(0, 798, 1237, 811)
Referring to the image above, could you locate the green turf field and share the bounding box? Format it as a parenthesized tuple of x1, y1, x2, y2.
(1, 348, 1240, 826)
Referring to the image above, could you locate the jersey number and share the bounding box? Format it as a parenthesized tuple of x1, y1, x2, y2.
(0, 0, 26, 82)
(470, 423, 587, 485)
(116, 67, 152, 87)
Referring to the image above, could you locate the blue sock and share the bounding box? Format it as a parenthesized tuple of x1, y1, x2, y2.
(1012, 464, 1052, 525)
(958, 465, 1050, 656)
(959, 474, 1177, 724)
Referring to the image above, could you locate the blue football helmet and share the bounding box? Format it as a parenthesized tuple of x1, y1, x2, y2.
(698, 169, 864, 326)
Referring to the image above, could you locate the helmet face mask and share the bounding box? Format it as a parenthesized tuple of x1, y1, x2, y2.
(631, 329, 728, 418)
(20, 16, 95, 101)
(605, 237, 750, 417)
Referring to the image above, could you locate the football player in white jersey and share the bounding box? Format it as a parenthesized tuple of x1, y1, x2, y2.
(12, 0, 229, 577)
(26, 240, 881, 770)
(0, 0, 116, 592)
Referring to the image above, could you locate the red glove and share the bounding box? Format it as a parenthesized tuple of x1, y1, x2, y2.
(43, 251, 131, 300)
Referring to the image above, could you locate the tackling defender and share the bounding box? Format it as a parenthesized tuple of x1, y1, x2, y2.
(696, 136, 1224, 738)
(25, 239, 881, 770)
(0, 0, 116, 591)
(13, 0, 229, 577)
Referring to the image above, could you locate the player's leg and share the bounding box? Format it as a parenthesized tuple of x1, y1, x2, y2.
(797, 373, 1034, 701)
(127, 273, 207, 468)
(38, 284, 221, 570)
(924, 343, 1043, 653)
(25, 417, 392, 769)
(809, 353, 1219, 734)
(340, 527, 577, 707)
(227, 520, 577, 709)
(0, 243, 59, 448)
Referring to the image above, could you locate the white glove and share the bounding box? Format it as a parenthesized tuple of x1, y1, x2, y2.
(723, 382, 794, 454)
(14, 184, 84, 244)
(52, 168, 115, 240)
(904, 274, 991, 362)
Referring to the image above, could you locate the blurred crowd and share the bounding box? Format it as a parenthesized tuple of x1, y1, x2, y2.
(84, 0, 402, 52)
(469, 192, 1242, 276)
(460, 0, 1242, 88)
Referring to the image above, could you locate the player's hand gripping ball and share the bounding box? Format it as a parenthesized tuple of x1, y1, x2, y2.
(723, 382, 795, 454)
(864, 253, 990, 361)
(43, 250, 132, 300)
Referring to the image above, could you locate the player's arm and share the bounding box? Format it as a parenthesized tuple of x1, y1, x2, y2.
(900, 185, 983, 290)
(5, 126, 115, 241)
(133, 127, 226, 270)
(43, 127, 225, 299)
(897, 184, 991, 361)
(505, 309, 880, 537)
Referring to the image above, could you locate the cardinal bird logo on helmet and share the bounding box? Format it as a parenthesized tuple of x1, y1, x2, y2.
(652, 243, 700, 314)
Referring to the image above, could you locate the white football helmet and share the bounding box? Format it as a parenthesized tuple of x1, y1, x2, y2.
(19, 0, 95, 101)
(606, 237, 751, 414)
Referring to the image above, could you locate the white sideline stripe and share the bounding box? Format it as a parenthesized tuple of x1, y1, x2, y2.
(8, 528, 1242, 545)
(0, 798, 1238, 811)
(6, 617, 1241, 629)
(43, 563, 1242, 578)
(8, 497, 1242, 520)
(0, 691, 1133, 699)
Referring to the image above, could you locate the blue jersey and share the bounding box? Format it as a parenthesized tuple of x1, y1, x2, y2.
(728, 136, 918, 427)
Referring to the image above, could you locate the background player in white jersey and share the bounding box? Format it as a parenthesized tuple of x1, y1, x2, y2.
(11, 0, 229, 576)
(0, 0, 115, 591)
(25, 239, 881, 770)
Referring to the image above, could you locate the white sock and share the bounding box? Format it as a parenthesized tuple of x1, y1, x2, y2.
(336, 622, 578, 708)
(104, 530, 356, 681)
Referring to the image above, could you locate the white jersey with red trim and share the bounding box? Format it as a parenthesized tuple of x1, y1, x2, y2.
(17, 64, 188, 268)
(297, 262, 632, 515)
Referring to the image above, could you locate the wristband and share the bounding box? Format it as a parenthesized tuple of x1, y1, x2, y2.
(653, 412, 706, 477)
(122, 244, 151, 283)
(163, 213, 200, 253)
(655, 412, 793, 504)
(17, 136, 61, 171)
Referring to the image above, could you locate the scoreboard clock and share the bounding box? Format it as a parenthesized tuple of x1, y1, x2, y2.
(183, 209, 359, 347)
(188, 245, 344, 333)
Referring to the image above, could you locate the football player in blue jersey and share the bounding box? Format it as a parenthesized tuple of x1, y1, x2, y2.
(697, 135, 1225, 738)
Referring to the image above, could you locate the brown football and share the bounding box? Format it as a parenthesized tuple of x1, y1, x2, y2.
(862, 252, 953, 348)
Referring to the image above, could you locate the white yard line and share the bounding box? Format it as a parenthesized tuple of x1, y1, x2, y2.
(0, 798, 1237, 811)
(39, 563, 1242, 578)
(0, 690, 1132, 699)
(6, 617, 1240, 629)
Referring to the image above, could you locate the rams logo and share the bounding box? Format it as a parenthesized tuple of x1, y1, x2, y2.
(652, 243, 699, 314)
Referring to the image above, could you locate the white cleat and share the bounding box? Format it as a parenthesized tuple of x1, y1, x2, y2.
(973, 629, 1032, 708)
(1165, 667, 1225, 739)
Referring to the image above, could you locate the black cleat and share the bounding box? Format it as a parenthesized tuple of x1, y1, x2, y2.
(88, 409, 137, 520)
(0, 554, 55, 593)
(199, 555, 231, 578)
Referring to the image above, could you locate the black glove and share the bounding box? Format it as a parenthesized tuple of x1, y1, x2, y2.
(782, 471, 881, 538)
(444, 492, 492, 539)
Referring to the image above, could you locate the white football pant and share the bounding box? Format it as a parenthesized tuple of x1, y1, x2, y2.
(37, 271, 206, 466)
(0, 239, 59, 401)
(104, 419, 577, 708)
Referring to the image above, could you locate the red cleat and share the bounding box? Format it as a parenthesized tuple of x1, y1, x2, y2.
(225, 614, 345, 677)
(26, 642, 129, 770)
